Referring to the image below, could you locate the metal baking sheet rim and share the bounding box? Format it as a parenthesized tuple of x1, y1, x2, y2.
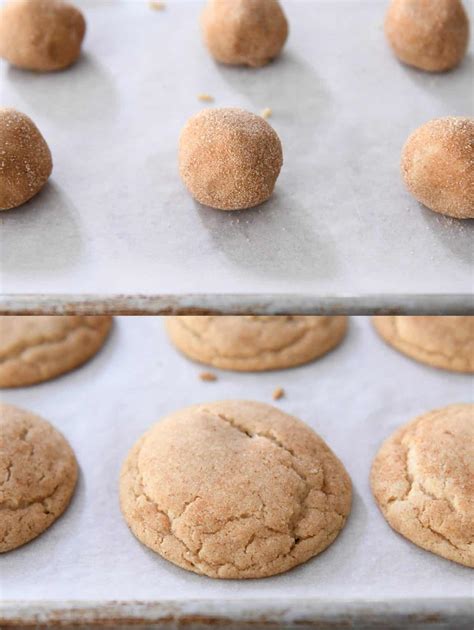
(0, 293, 473, 315)
(1, 598, 473, 629)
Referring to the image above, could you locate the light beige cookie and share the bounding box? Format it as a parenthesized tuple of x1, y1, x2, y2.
(0, 316, 113, 387)
(0, 403, 77, 552)
(0, 0, 86, 72)
(120, 400, 352, 579)
(373, 316, 474, 373)
(0, 108, 53, 211)
(201, 0, 288, 68)
(179, 107, 283, 211)
(371, 403, 474, 567)
(165, 316, 348, 372)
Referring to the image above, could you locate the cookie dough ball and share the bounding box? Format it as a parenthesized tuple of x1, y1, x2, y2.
(373, 316, 474, 373)
(0, 316, 113, 387)
(401, 117, 474, 219)
(0, 108, 53, 211)
(179, 108, 283, 210)
(0, 403, 77, 552)
(0, 0, 86, 72)
(385, 0, 469, 72)
(371, 403, 474, 567)
(166, 316, 348, 371)
(201, 0, 288, 68)
(120, 400, 352, 578)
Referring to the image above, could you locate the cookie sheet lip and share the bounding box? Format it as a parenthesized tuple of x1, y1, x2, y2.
(120, 400, 352, 579)
(165, 316, 348, 372)
(0, 315, 113, 387)
(0, 403, 78, 553)
(370, 403, 474, 568)
(373, 316, 474, 373)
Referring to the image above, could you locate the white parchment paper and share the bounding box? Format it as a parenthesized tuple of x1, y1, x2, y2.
(0, 0, 473, 306)
(1, 316, 472, 602)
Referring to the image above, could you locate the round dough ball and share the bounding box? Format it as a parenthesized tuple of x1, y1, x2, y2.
(385, 0, 469, 72)
(0, 403, 78, 552)
(166, 316, 348, 371)
(0, 0, 86, 72)
(371, 403, 474, 567)
(401, 117, 474, 219)
(179, 107, 283, 210)
(0, 316, 113, 387)
(201, 0, 288, 68)
(120, 400, 352, 579)
(373, 316, 474, 373)
(0, 108, 53, 211)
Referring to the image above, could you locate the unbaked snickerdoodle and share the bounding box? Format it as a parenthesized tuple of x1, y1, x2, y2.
(373, 316, 474, 373)
(201, 0, 288, 68)
(385, 0, 470, 72)
(371, 403, 474, 567)
(401, 117, 474, 219)
(0, 316, 113, 388)
(120, 400, 352, 579)
(0, 0, 86, 72)
(0, 108, 53, 211)
(0, 403, 77, 552)
(165, 316, 348, 371)
(179, 107, 283, 211)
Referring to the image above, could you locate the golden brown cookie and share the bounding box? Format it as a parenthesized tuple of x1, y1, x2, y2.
(371, 403, 474, 567)
(0, 403, 77, 552)
(0, 108, 53, 211)
(373, 316, 474, 373)
(0, 316, 113, 387)
(401, 117, 474, 219)
(120, 400, 352, 579)
(179, 107, 283, 211)
(385, 0, 469, 72)
(201, 0, 288, 68)
(0, 0, 86, 72)
(166, 316, 348, 371)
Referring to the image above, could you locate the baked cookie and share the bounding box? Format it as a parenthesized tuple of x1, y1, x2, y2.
(0, 0, 86, 72)
(0, 108, 53, 211)
(179, 108, 283, 211)
(373, 316, 474, 373)
(0, 316, 113, 387)
(165, 316, 348, 371)
(371, 403, 474, 567)
(120, 400, 352, 579)
(0, 403, 77, 552)
(201, 0, 288, 68)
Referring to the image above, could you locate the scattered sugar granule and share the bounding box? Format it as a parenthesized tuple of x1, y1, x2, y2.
(272, 387, 285, 400)
(261, 107, 272, 120)
(199, 371, 217, 382)
(149, 1, 165, 10)
(198, 93, 215, 103)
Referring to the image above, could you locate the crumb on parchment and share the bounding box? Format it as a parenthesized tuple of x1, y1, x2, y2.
(272, 387, 284, 400)
(199, 371, 217, 382)
(261, 107, 272, 119)
(149, 1, 166, 10)
(198, 93, 215, 103)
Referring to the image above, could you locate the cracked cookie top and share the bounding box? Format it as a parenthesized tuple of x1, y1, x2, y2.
(371, 403, 474, 567)
(120, 400, 352, 579)
(373, 316, 474, 373)
(165, 316, 348, 372)
(0, 403, 77, 552)
(0, 315, 113, 387)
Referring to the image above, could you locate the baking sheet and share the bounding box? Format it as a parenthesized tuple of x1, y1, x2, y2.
(0, 316, 473, 612)
(0, 0, 473, 314)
